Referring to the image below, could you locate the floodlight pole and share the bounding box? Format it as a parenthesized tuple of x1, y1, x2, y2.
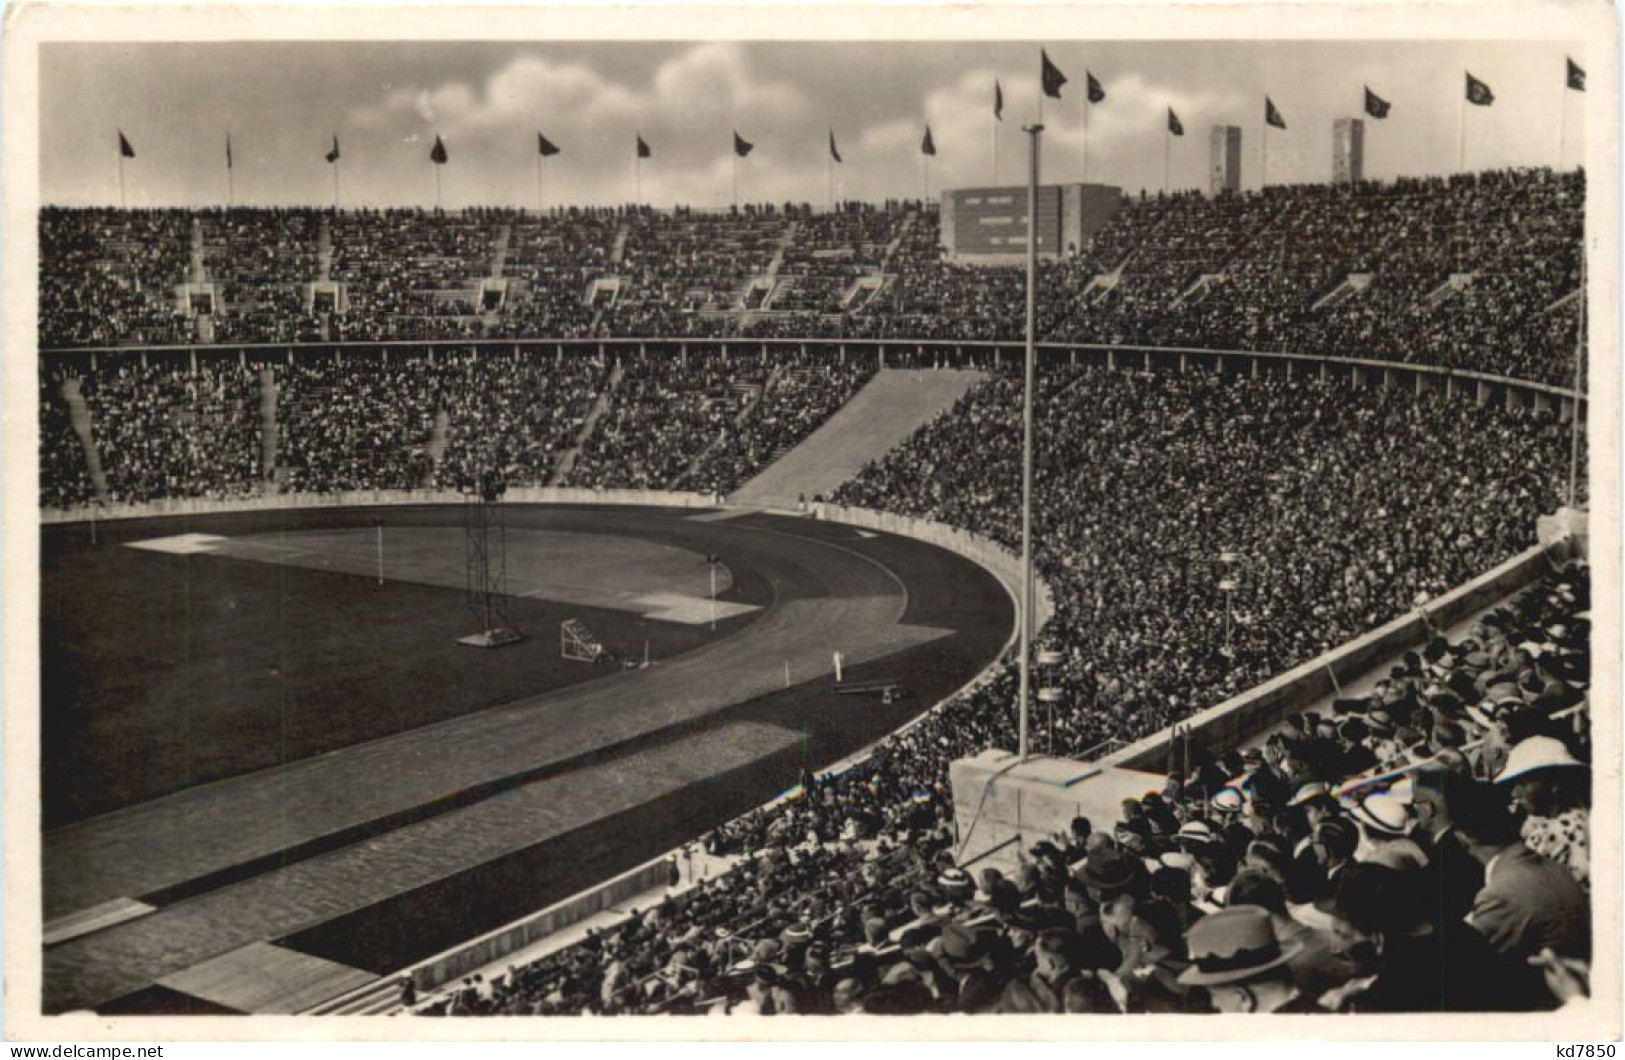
(1018, 123, 1043, 763)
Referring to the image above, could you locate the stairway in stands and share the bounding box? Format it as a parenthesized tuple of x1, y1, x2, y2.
(317, 217, 335, 282)
(728, 367, 987, 510)
(257, 368, 279, 487)
(547, 362, 624, 486)
(422, 409, 450, 488)
(61, 376, 109, 503)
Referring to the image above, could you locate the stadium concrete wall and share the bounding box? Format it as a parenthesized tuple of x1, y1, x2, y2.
(399, 855, 675, 995)
(814, 502, 1055, 633)
(37, 486, 718, 524)
(1099, 536, 1581, 772)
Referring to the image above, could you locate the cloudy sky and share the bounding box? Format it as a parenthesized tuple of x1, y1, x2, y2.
(41, 39, 1588, 209)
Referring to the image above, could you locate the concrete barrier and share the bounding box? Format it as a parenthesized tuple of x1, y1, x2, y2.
(814, 503, 1054, 631)
(1101, 537, 1577, 771)
(401, 856, 673, 994)
(39, 486, 717, 525)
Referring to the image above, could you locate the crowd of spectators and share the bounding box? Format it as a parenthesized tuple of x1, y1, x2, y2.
(433, 350, 607, 489)
(38, 371, 94, 510)
(416, 559, 1590, 1015)
(38, 171, 1583, 386)
(79, 356, 263, 504)
(276, 353, 442, 493)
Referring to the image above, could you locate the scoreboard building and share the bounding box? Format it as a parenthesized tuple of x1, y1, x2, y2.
(940, 183, 1122, 263)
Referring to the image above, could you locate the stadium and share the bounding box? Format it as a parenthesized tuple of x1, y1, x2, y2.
(31, 38, 1601, 1021)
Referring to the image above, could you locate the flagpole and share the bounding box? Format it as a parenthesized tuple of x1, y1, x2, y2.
(226, 137, 235, 208)
(333, 161, 341, 211)
(827, 151, 834, 212)
(1082, 91, 1089, 184)
(992, 113, 1000, 185)
(117, 138, 127, 209)
(435, 163, 443, 211)
(1568, 249, 1586, 508)
(733, 152, 739, 210)
(1164, 126, 1171, 192)
(1458, 88, 1468, 172)
(1558, 74, 1569, 170)
(1262, 120, 1268, 189)
(535, 153, 543, 214)
(1018, 121, 1043, 763)
(635, 155, 642, 204)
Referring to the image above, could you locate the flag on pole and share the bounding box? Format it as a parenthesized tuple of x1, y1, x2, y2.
(1364, 87, 1391, 119)
(921, 125, 937, 156)
(118, 131, 136, 158)
(828, 129, 843, 163)
(1167, 108, 1184, 136)
(733, 131, 754, 158)
(994, 79, 1004, 121)
(1041, 49, 1068, 98)
(326, 135, 341, 163)
(1086, 70, 1105, 103)
(1566, 58, 1586, 91)
(537, 131, 561, 156)
(1465, 72, 1495, 106)
(636, 134, 652, 159)
(1265, 97, 1287, 129)
(430, 135, 449, 164)
(226, 135, 233, 168)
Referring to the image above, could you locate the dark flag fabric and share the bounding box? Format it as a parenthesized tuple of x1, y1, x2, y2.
(1265, 96, 1287, 129)
(1364, 87, 1391, 119)
(1567, 58, 1586, 91)
(1466, 72, 1495, 106)
(430, 135, 449, 164)
(326, 135, 341, 163)
(921, 125, 937, 156)
(1167, 108, 1184, 136)
(829, 129, 843, 164)
(537, 132, 561, 157)
(1086, 70, 1105, 104)
(118, 131, 136, 158)
(1041, 49, 1068, 98)
(733, 131, 754, 158)
(226, 135, 233, 169)
(636, 135, 652, 159)
(994, 79, 1004, 121)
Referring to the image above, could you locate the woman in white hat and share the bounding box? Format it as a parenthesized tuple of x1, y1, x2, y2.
(1496, 735, 1589, 892)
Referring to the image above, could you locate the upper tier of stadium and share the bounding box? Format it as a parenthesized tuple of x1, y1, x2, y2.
(40, 166, 1582, 387)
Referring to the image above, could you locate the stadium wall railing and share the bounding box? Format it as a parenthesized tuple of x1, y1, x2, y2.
(1099, 535, 1582, 772)
(39, 337, 1584, 417)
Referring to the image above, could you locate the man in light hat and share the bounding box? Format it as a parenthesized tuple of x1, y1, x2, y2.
(1177, 905, 1323, 1012)
(1495, 735, 1590, 892)
(1350, 791, 1429, 873)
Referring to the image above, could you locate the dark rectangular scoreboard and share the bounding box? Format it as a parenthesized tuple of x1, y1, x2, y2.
(940, 183, 1121, 262)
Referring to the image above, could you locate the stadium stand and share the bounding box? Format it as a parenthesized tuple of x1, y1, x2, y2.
(35, 166, 1591, 1018)
(37, 168, 1584, 384)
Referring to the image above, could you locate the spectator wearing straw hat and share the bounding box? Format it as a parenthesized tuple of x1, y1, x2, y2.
(1496, 735, 1590, 892)
(1350, 792, 1430, 873)
(1177, 905, 1325, 1013)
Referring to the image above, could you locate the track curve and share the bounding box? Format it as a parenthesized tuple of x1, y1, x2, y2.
(42, 504, 1012, 1012)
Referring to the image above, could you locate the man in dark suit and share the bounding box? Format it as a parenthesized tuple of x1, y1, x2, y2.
(1456, 784, 1589, 962)
(1411, 768, 1486, 928)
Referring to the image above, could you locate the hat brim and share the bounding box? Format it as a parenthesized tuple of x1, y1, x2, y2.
(1493, 758, 1588, 785)
(1177, 941, 1303, 987)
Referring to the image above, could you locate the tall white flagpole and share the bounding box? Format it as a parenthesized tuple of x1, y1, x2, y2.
(1018, 122, 1043, 762)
